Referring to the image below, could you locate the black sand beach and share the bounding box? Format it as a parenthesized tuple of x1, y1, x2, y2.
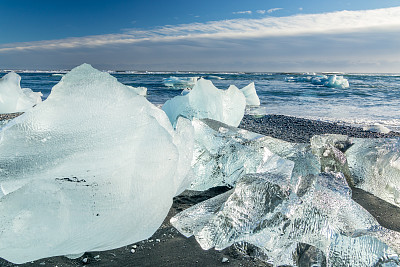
(0, 114, 399, 267)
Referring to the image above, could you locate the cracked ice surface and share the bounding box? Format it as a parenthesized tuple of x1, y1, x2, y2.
(189, 119, 319, 192)
(0, 72, 42, 114)
(0, 64, 193, 263)
(162, 78, 246, 127)
(172, 171, 400, 266)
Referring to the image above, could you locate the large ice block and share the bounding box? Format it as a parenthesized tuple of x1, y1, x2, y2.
(189, 119, 319, 192)
(0, 64, 193, 263)
(172, 171, 400, 266)
(0, 72, 42, 113)
(162, 78, 246, 127)
(240, 82, 260, 106)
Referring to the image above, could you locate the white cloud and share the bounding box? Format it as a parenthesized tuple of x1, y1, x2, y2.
(1, 7, 400, 53)
(233, 10, 252, 15)
(256, 10, 266, 14)
(267, 8, 283, 14)
(299, 7, 303, 11)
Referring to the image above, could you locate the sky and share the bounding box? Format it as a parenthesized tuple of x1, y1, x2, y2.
(1, 0, 400, 72)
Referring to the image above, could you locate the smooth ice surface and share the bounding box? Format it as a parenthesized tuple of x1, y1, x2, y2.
(286, 74, 349, 89)
(162, 78, 246, 127)
(0, 64, 193, 263)
(188, 119, 319, 192)
(0, 72, 42, 113)
(163, 76, 199, 89)
(172, 171, 400, 266)
(240, 82, 260, 106)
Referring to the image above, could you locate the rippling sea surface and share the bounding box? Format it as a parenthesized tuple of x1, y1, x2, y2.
(3, 71, 400, 132)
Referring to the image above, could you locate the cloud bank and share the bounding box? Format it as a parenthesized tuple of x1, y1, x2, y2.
(1, 7, 400, 72)
(1, 7, 399, 53)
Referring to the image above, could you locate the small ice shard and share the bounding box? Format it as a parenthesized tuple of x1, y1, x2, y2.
(163, 76, 199, 89)
(0, 72, 42, 113)
(127, 85, 147, 96)
(363, 123, 391, 134)
(0, 64, 193, 263)
(172, 172, 400, 266)
(188, 118, 319, 192)
(162, 78, 246, 127)
(240, 82, 260, 106)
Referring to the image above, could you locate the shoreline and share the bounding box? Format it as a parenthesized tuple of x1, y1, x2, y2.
(0, 114, 399, 266)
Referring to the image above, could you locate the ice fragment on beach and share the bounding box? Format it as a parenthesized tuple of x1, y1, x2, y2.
(311, 134, 400, 207)
(239, 82, 260, 106)
(346, 137, 400, 206)
(188, 118, 295, 191)
(310, 134, 353, 185)
(0, 72, 42, 113)
(363, 123, 391, 134)
(0, 64, 193, 263)
(162, 78, 246, 127)
(172, 172, 400, 266)
(188, 118, 319, 191)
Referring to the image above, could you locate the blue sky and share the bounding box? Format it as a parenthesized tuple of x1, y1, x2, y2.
(1, 0, 400, 72)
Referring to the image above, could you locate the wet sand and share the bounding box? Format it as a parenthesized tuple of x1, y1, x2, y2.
(0, 114, 399, 267)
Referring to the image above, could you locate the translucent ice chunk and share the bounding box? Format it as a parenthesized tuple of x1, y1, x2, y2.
(311, 134, 400, 207)
(240, 82, 260, 106)
(172, 172, 400, 266)
(162, 78, 246, 127)
(0, 72, 42, 113)
(189, 119, 319, 192)
(310, 134, 353, 186)
(346, 138, 400, 207)
(0, 64, 193, 263)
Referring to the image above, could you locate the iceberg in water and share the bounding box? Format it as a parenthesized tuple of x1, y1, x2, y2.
(240, 82, 260, 106)
(0, 64, 193, 263)
(172, 171, 400, 266)
(286, 74, 349, 89)
(163, 76, 199, 89)
(0, 72, 42, 114)
(188, 119, 319, 191)
(162, 78, 246, 127)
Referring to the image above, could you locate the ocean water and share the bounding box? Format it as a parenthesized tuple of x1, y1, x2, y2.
(3, 71, 400, 132)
